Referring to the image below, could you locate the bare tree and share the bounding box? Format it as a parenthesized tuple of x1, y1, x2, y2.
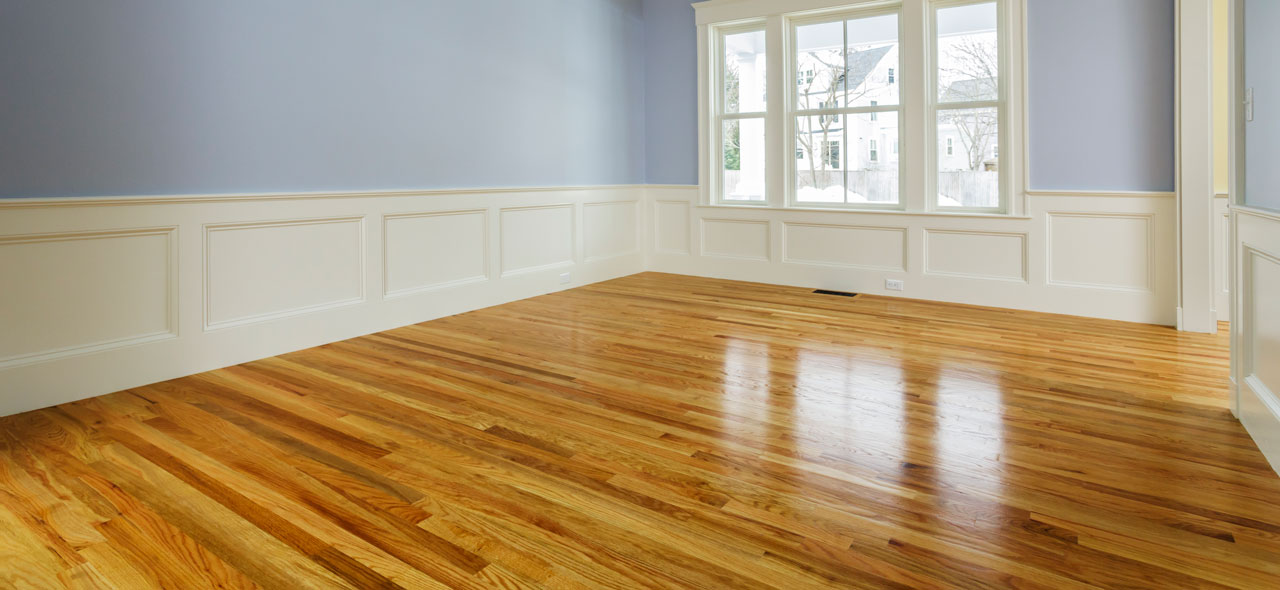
(795, 48, 884, 189)
(937, 36, 998, 172)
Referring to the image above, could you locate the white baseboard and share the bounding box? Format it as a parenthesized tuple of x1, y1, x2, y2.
(1241, 376, 1280, 474)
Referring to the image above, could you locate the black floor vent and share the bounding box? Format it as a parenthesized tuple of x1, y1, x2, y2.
(813, 289, 859, 297)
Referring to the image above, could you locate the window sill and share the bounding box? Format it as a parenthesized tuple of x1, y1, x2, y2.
(702, 203, 1031, 220)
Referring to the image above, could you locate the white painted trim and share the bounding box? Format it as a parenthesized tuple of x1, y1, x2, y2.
(202, 216, 369, 331)
(922, 228, 1029, 283)
(1241, 375, 1280, 473)
(1045, 211, 1155, 293)
(1235, 205, 1280, 223)
(1176, 0, 1219, 333)
(381, 209, 491, 300)
(698, 0, 1027, 217)
(779, 221, 909, 271)
(698, 203, 1032, 219)
(650, 185, 1174, 324)
(498, 203, 577, 277)
(0, 227, 180, 369)
(1025, 190, 1177, 199)
(0, 185, 646, 417)
(0, 184, 655, 209)
(700, 218, 773, 261)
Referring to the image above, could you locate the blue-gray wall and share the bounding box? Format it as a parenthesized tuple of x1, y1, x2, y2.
(0, 0, 1177, 197)
(642, 0, 699, 185)
(0, 0, 645, 198)
(1244, 0, 1280, 210)
(1026, 0, 1175, 192)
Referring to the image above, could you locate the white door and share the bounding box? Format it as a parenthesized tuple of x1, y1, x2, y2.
(1232, 0, 1280, 473)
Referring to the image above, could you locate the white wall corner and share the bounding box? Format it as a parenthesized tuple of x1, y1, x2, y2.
(1176, 0, 1219, 333)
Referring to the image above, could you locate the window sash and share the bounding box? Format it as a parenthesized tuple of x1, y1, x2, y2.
(930, 0, 1006, 212)
(787, 6, 905, 209)
(714, 24, 768, 205)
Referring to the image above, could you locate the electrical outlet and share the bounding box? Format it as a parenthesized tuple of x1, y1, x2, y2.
(885, 279, 904, 291)
(559, 272, 572, 285)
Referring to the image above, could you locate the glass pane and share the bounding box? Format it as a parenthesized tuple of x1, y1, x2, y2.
(723, 118, 765, 201)
(937, 2, 998, 103)
(794, 115, 844, 203)
(848, 111, 899, 203)
(796, 112, 899, 205)
(795, 21, 843, 112)
(846, 13, 900, 107)
(724, 30, 767, 114)
(937, 107, 999, 208)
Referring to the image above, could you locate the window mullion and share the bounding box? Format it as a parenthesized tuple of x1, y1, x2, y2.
(903, 0, 928, 213)
(765, 15, 786, 208)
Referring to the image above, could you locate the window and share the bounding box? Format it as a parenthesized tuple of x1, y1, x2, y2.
(822, 140, 841, 169)
(793, 10, 901, 205)
(819, 100, 840, 125)
(702, 0, 1015, 213)
(934, 1, 1001, 210)
(717, 27, 767, 203)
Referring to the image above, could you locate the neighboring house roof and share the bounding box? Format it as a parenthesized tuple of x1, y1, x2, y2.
(844, 45, 892, 91)
(800, 44, 892, 98)
(941, 77, 997, 102)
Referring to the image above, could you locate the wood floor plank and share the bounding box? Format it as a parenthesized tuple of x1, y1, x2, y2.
(1, 272, 1277, 589)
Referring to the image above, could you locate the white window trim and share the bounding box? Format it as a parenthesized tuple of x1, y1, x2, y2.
(711, 22, 770, 206)
(695, 0, 1025, 217)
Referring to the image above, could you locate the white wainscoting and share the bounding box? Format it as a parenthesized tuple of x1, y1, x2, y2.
(1234, 206, 1280, 472)
(1214, 194, 1232, 321)
(205, 217, 367, 330)
(782, 223, 907, 271)
(500, 204, 575, 277)
(0, 184, 1189, 417)
(0, 227, 177, 369)
(647, 186, 1177, 325)
(383, 209, 488, 298)
(584, 200, 640, 262)
(924, 229, 1028, 282)
(0, 187, 645, 416)
(702, 219, 771, 261)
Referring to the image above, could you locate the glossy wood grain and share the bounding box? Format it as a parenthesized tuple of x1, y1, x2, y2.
(1, 272, 1276, 589)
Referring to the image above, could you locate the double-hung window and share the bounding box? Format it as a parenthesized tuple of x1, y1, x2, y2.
(932, 1, 1003, 211)
(700, 0, 1018, 214)
(716, 27, 767, 203)
(792, 9, 901, 207)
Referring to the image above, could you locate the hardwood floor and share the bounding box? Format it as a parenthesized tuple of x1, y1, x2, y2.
(1, 272, 1276, 589)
